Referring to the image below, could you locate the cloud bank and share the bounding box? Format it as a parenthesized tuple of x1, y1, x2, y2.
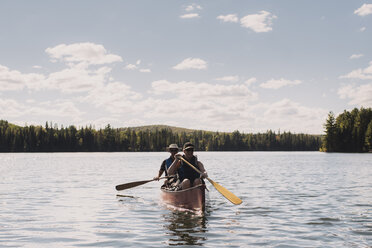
(260, 78, 302, 89)
(340, 61, 372, 80)
(1, 42, 329, 133)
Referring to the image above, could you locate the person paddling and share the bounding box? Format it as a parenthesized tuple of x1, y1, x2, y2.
(167, 142, 208, 190)
(154, 144, 180, 181)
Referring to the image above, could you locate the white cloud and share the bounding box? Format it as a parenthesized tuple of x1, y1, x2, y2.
(354, 4, 372, 16)
(350, 54, 364, 59)
(1, 43, 122, 94)
(338, 83, 372, 107)
(0, 97, 84, 122)
(0, 98, 27, 117)
(245, 77, 257, 86)
(125, 64, 138, 70)
(83, 81, 142, 114)
(217, 14, 239, 23)
(141, 79, 261, 131)
(259, 98, 328, 133)
(145, 81, 325, 133)
(180, 13, 199, 19)
(125, 60, 151, 72)
(360, 27, 366, 32)
(46, 65, 111, 93)
(38, 100, 84, 118)
(151, 80, 257, 99)
(240, 11, 277, 33)
(340, 61, 372, 80)
(260, 78, 302, 89)
(0, 65, 45, 91)
(32, 65, 42, 69)
(45, 42, 122, 65)
(340, 69, 372, 80)
(173, 58, 207, 70)
(364, 62, 372, 74)
(215, 75, 239, 82)
(185, 4, 202, 12)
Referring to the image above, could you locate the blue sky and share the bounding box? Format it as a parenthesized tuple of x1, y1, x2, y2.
(0, 1, 371, 134)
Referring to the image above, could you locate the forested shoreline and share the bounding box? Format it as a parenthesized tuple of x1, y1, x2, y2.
(322, 107, 372, 153)
(0, 120, 321, 152)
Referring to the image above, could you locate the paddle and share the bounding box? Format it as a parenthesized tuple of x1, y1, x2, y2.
(115, 177, 167, 191)
(178, 156, 242, 205)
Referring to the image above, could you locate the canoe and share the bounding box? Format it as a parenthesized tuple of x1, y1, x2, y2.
(161, 184, 206, 211)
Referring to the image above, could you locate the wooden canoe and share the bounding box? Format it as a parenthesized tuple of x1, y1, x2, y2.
(161, 184, 206, 211)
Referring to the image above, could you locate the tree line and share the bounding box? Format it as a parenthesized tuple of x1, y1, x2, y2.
(0, 120, 321, 152)
(322, 107, 372, 152)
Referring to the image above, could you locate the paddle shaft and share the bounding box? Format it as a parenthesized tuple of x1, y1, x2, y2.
(178, 156, 242, 205)
(179, 156, 202, 174)
(115, 176, 168, 191)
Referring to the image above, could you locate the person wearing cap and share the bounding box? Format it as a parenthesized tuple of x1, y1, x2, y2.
(167, 142, 208, 190)
(153, 144, 180, 181)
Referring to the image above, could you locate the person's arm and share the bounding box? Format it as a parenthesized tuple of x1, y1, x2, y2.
(198, 161, 208, 178)
(154, 161, 166, 180)
(156, 169, 164, 179)
(167, 156, 181, 175)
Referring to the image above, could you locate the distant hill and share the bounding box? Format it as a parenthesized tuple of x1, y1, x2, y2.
(119, 125, 206, 134)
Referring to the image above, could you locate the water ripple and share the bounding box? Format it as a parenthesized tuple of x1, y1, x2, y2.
(0, 152, 371, 247)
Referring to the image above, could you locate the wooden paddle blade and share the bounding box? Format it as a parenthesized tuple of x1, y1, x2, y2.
(115, 179, 152, 191)
(206, 178, 242, 205)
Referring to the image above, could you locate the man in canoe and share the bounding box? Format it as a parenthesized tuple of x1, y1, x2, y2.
(153, 144, 180, 181)
(167, 142, 208, 190)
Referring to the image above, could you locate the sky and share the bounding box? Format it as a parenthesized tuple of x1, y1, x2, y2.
(0, 1, 371, 134)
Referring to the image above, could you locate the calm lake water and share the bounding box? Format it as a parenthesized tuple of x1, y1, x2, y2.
(0, 152, 371, 247)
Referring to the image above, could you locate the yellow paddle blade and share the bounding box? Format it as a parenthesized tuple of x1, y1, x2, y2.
(207, 178, 242, 205)
(178, 156, 242, 205)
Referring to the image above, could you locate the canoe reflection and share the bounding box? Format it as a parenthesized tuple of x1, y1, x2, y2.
(163, 210, 209, 246)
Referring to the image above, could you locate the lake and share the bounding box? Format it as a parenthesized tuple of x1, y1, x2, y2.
(0, 152, 371, 247)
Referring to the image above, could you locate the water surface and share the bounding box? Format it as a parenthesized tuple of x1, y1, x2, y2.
(0, 152, 371, 247)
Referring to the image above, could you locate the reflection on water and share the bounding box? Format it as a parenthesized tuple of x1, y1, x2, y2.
(163, 206, 211, 246)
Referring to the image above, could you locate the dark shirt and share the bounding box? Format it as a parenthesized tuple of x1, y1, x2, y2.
(160, 156, 174, 176)
(178, 155, 200, 182)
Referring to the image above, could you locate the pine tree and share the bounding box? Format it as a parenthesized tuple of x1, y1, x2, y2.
(323, 112, 337, 152)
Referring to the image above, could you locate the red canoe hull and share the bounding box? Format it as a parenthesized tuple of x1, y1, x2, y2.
(161, 184, 206, 211)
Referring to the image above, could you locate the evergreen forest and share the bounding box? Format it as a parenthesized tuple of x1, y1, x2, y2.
(0, 120, 321, 152)
(322, 107, 372, 152)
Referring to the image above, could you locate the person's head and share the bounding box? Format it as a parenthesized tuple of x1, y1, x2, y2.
(183, 142, 194, 158)
(167, 144, 179, 155)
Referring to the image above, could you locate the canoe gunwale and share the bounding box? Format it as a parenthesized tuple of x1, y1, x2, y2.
(161, 184, 205, 193)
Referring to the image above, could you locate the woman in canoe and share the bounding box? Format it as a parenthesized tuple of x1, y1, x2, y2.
(167, 142, 208, 190)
